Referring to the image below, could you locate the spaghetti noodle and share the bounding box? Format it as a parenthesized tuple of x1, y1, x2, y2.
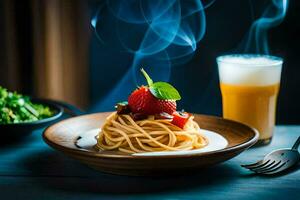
(96, 112, 208, 153)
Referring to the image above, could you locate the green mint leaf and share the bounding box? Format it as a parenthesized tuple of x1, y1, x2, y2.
(115, 101, 128, 108)
(117, 101, 128, 106)
(141, 68, 153, 86)
(150, 82, 181, 100)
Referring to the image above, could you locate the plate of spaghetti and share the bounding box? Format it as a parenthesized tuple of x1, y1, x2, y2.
(43, 69, 258, 176)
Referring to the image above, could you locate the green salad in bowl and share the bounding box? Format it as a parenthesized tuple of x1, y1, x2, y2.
(0, 86, 85, 140)
(0, 86, 55, 124)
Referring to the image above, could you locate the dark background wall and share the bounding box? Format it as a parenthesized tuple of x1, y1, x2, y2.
(90, 0, 300, 124)
(0, 0, 298, 124)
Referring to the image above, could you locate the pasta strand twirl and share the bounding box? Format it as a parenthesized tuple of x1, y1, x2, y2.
(96, 112, 208, 153)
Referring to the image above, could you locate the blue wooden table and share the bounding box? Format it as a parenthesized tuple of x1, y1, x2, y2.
(0, 126, 299, 200)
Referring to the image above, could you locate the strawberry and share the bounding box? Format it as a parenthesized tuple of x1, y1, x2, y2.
(171, 111, 191, 129)
(128, 86, 176, 115)
(127, 69, 180, 115)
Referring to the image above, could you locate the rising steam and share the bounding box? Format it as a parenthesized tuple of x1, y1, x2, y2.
(244, 0, 289, 54)
(91, 0, 207, 110)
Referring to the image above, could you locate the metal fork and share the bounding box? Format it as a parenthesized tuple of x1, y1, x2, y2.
(241, 136, 300, 175)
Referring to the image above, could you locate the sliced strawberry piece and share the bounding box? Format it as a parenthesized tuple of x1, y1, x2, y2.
(171, 111, 191, 129)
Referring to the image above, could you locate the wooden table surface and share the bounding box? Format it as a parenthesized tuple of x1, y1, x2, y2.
(0, 126, 299, 200)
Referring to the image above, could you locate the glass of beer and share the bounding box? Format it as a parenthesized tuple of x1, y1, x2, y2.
(217, 54, 283, 145)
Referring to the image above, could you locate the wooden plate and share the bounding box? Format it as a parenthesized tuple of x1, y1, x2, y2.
(43, 112, 258, 176)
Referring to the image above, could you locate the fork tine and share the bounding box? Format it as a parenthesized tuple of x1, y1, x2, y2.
(259, 162, 286, 175)
(243, 159, 271, 170)
(253, 161, 282, 173)
(241, 160, 264, 168)
(251, 160, 276, 172)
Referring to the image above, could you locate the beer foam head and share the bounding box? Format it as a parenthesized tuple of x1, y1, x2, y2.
(217, 54, 283, 86)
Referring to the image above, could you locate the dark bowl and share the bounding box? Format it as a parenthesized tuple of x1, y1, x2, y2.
(0, 98, 83, 141)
